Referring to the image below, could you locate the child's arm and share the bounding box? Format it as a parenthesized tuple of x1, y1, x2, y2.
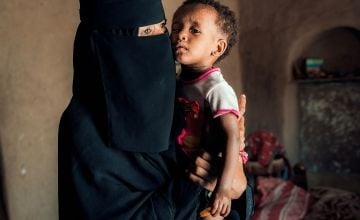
(210, 113, 241, 217)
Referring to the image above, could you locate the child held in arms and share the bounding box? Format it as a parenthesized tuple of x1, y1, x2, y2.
(171, 0, 248, 219)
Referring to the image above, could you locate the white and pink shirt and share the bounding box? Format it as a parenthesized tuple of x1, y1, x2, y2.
(176, 67, 240, 158)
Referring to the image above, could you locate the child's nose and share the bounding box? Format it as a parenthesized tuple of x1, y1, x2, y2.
(178, 30, 187, 41)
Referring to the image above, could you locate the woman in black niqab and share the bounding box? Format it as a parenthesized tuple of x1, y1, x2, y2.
(58, 0, 201, 219)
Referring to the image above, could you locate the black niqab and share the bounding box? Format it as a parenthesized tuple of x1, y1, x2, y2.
(74, 0, 176, 152)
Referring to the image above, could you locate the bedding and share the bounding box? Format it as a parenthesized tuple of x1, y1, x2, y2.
(251, 177, 311, 220)
(304, 187, 360, 220)
(250, 178, 360, 220)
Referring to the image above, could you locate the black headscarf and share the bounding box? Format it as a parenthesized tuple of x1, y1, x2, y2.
(74, 0, 176, 152)
(79, 0, 166, 27)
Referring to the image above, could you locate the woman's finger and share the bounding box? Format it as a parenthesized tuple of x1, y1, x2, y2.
(194, 151, 220, 177)
(198, 151, 213, 162)
(239, 116, 245, 135)
(194, 155, 211, 171)
(238, 116, 246, 150)
(238, 94, 246, 115)
(188, 172, 216, 191)
(192, 164, 211, 180)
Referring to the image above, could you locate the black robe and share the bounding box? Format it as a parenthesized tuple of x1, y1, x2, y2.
(58, 0, 201, 219)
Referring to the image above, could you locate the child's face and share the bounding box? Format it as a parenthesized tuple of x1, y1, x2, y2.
(171, 4, 225, 69)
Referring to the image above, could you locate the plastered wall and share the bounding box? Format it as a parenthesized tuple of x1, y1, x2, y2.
(236, 0, 360, 162)
(0, 0, 78, 219)
(236, 0, 360, 192)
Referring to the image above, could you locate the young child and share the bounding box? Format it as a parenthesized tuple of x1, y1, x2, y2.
(171, 0, 248, 219)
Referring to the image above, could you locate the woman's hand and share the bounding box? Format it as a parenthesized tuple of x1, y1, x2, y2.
(188, 151, 218, 192)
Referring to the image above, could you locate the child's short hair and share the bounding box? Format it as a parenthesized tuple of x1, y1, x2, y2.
(181, 0, 238, 62)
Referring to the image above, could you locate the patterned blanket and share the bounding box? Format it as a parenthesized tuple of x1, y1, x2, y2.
(304, 187, 360, 220)
(251, 178, 360, 220)
(252, 177, 311, 220)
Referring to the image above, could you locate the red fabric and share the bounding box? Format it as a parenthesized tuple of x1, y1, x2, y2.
(247, 131, 285, 166)
(252, 177, 312, 220)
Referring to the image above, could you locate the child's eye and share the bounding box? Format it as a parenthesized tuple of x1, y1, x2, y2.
(190, 27, 201, 34)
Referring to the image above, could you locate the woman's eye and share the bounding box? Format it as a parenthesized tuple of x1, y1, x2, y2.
(138, 20, 166, 37)
(144, 28, 152, 34)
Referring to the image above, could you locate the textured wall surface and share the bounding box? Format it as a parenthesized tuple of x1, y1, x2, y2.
(235, 0, 360, 193)
(236, 0, 360, 164)
(0, 0, 77, 219)
(299, 82, 360, 174)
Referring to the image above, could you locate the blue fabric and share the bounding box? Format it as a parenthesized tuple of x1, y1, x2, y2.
(236, 185, 254, 220)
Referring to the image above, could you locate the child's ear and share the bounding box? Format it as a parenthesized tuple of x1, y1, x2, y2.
(211, 39, 227, 57)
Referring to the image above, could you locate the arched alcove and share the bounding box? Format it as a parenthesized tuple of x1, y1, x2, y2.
(298, 27, 360, 78)
(284, 26, 360, 191)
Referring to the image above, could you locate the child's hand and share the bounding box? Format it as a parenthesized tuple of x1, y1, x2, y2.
(210, 189, 232, 217)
